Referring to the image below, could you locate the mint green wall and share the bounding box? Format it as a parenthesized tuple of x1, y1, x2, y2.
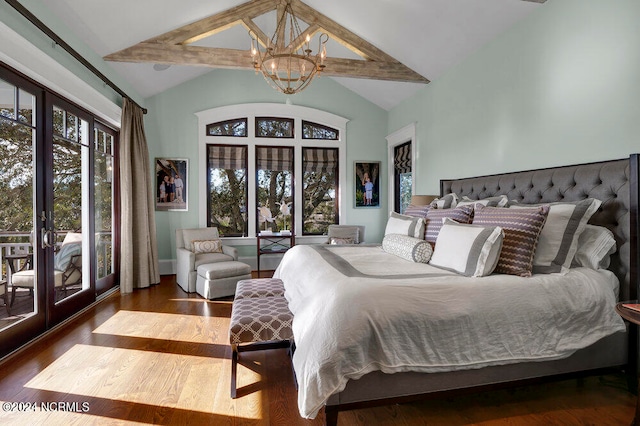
(389, 0, 640, 196)
(145, 69, 388, 260)
(0, 0, 143, 107)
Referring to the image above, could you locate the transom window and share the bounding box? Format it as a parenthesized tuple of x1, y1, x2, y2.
(302, 120, 339, 140)
(198, 104, 347, 239)
(206, 118, 247, 137)
(255, 117, 294, 138)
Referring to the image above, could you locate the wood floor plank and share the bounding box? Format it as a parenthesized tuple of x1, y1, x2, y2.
(0, 275, 636, 425)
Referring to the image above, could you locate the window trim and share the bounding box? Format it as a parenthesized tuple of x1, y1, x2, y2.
(386, 123, 417, 212)
(196, 103, 348, 243)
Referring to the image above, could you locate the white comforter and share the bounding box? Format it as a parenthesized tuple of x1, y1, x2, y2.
(273, 244, 626, 419)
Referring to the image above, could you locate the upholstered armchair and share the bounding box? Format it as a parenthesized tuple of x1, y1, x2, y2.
(175, 228, 238, 293)
(326, 225, 366, 244)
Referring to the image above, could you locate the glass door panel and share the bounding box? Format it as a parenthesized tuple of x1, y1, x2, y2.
(0, 76, 44, 343)
(47, 102, 95, 324)
(94, 125, 116, 294)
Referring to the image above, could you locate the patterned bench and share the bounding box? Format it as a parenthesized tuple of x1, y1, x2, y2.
(229, 278, 293, 398)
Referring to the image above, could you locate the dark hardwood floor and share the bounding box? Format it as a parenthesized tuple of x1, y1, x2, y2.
(0, 275, 635, 425)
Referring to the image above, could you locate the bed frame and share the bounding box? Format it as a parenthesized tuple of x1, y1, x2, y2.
(323, 154, 640, 425)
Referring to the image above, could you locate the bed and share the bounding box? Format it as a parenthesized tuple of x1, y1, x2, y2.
(273, 155, 639, 425)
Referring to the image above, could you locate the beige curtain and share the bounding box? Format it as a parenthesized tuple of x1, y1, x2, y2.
(119, 98, 160, 293)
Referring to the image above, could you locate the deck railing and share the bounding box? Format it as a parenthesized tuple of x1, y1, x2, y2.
(0, 231, 113, 284)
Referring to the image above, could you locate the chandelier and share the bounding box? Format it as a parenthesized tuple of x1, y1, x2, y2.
(250, 0, 328, 95)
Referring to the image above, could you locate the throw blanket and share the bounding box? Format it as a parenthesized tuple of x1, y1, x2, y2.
(273, 244, 626, 419)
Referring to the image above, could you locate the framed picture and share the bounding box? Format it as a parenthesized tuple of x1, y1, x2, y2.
(155, 158, 188, 211)
(354, 161, 381, 208)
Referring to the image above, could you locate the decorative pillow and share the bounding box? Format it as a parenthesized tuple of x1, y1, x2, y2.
(54, 242, 82, 271)
(403, 204, 432, 218)
(456, 195, 510, 208)
(327, 226, 360, 244)
(473, 204, 549, 277)
(329, 237, 355, 245)
(382, 234, 433, 263)
(61, 232, 82, 246)
(429, 218, 504, 277)
(183, 228, 220, 250)
(572, 224, 617, 270)
(384, 212, 425, 239)
(424, 205, 474, 246)
(510, 198, 601, 274)
(191, 239, 223, 254)
(430, 193, 458, 209)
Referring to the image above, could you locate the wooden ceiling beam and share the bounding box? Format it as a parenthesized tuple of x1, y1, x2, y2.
(289, 0, 393, 63)
(148, 0, 275, 45)
(104, 43, 428, 83)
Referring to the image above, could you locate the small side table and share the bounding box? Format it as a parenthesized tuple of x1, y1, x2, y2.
(256, 233, 295, 276)
(615, 301, 640, 426)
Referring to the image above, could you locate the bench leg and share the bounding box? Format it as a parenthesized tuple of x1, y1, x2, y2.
(231, 344, 238, 399)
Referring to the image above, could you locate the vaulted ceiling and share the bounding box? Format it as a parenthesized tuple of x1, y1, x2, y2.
(31, 0, 546, 110)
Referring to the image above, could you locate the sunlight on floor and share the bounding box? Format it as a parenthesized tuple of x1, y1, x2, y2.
(22, 343, 262, 420)
(92, 310, 228, 344)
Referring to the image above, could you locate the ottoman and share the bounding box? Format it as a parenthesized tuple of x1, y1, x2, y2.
(195, 260, 251, 299)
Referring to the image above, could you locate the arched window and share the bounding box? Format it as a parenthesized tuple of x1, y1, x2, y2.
(197, 104, 347, 240)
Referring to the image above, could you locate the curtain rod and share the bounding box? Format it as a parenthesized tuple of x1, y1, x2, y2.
(5, 0, 148, 114)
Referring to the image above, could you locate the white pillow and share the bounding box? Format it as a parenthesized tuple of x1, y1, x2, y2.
(429, 218, 504, 277)
(572, 224, 616, 270)
(382, 234, 432, 263)
(384, 212, 425, 239)
(510, 198, 601, 274)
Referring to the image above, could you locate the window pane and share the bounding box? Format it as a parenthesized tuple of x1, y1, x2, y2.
(66, 112, 78, 142)
(302, 120, 338, 140)
(399, 172, 412, 214)
(0, 80, 15, 120)
(208, 145, 248, 236)
(94, 148, 113, 279)
(256, 117, 294, 138)
(303, 148, 338, 235)
(53, 106, 64, 137)
(18, 89, 35, 126)
(207, 118, 247, 137)
(256, 146, 293, 232)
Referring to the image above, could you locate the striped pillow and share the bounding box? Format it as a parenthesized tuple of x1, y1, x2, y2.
(424, 205, 474, 246)
(53, 242, 81, 271)
(403, 204, 432, 218)
(473, 204, 549, 277)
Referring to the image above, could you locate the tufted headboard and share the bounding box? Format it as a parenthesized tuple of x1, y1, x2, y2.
(440, 155, 639, 301)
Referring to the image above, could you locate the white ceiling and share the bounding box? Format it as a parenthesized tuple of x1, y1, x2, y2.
(35, 0, 543, 110)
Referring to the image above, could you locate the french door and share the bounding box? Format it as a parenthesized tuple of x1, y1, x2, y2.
(0, 65, 119, 357)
